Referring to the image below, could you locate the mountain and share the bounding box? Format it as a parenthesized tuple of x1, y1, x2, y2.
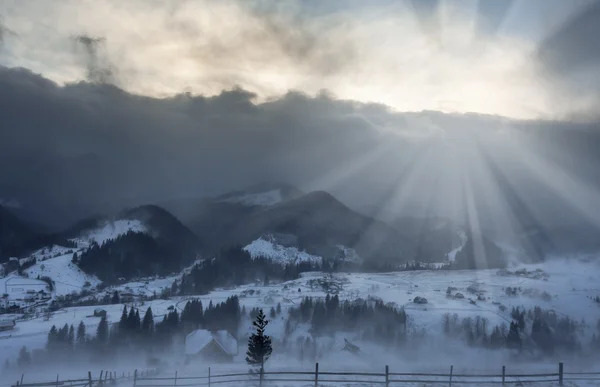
(390, 216, 466, 263)
(161, 183, 305, 253)
(0, 205, 73, 262)
(0, 205, 37, 261)
(67, 205, 201, 282)
(167, 186, 414, 266)
(213, 182, 303, 206)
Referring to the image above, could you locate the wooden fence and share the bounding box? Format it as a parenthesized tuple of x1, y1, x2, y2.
(133, 363, 564, 386)
(12, 369, 157, 387)
(14, 363, 600, 387)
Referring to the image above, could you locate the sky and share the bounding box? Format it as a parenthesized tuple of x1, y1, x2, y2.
(0, 0, 599, 120)
(0, 0, 600, 239)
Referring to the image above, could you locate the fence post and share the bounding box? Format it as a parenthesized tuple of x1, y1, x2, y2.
(88, 372, 93, 387)
(559, 362, 563, 386)
(314, 362, 319, 387)
(502, 366, 505, 386)
(208, 367, 211, 387)
(99, 371, 103, 386)
(133, 369, 137, 387)
(449, 365, 453, 387)
(20, 375, 24, 385)
(56, 374, 59, 387)
(385, 365, 389, 387)
(174, 371, 177, 387)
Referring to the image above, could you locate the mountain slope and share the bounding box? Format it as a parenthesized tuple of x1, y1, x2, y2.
(68, 205, 202, 282)
(161, 183, 304, 254)
(212, 191, 414, 265)
(0, 205, 36, 261)
(0, 205, 74, 262)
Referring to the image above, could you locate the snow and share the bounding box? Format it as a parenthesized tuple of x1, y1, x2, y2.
(218, 190, 283, 206)
(185, 330, 238, 356)
(2, 257, 600, 385)
(25, 245, 77, 265)
(24, 253, 101, 296)
(212, 330, 238, 356)
(447, 230, 467, 261)
(185, 329, 214, 356)
(73, 219, 147, 246)
(243, 237, 322, 265)
(0, 275, 48, 301)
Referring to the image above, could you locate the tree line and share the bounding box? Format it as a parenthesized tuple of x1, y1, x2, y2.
(10, 296, 243, 371)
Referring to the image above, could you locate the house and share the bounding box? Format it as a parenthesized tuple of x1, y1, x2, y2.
(93, 308, 107, 317)
(0, 319, 16, 331)
(185, 329, 238, 363)
(342, 338, 360, 354)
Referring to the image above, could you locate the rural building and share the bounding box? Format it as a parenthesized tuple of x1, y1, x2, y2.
(185, 329, 238, 363)
(0, 319, 16, 331)
(93, 308, 107, 317)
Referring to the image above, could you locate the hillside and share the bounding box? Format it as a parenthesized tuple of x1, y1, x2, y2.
(57, 205, 201, 282)
(0, 205, 75, 262)
(217, 191, 414, 266)
(2, 257, 600, 379)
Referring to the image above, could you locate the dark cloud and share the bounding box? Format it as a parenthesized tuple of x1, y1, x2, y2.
(2, 66, 600, 235)
(73, 34, 116, 84)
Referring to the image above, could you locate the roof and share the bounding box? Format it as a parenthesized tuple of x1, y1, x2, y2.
(0, 320, 15, 328)
(185, 329, 238, 356)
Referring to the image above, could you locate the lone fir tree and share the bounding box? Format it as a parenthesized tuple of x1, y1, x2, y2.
(246, 309, 272, 370)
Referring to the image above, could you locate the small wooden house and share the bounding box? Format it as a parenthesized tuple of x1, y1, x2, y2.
(94, 308, 107, 318)
(0, 319, 16, 331)
(185, 329, 238, 363)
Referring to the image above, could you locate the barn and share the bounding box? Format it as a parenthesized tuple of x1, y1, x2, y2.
(185, 330, 238, 363)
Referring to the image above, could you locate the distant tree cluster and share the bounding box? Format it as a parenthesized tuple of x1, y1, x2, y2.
(442, 306, 582, 355)
(177, 247, 318, 295)
(442, 313, 496, 347)
(12, 296, 243, 370)
(76, 231, 182, 282)
(287, 296, 407, 345)
(180, 296, 241, 334)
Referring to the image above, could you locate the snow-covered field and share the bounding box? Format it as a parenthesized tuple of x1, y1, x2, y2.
(24, 254, 101, 297)
(2, 258, 600, 384)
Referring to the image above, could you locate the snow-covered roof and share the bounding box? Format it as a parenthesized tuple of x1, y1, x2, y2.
(212, 330, 238, 356)
(185, 330, 213, 356)
(0, 320, 15, 328)
(185, 329, 238, 356)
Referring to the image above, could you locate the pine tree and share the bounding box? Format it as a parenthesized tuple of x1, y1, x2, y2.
(47, 325, 58, 352)
(128, 307, 137, 331)
(119, 305, 128, 332)
(270, 306, 276, 318)
(135, 309, 141, 331)
(17, 346, 31, 368)
(246, 309, 272, 370)
(276, 303, 281, 315)
(76, 321, 86, 347)
(142, 307, 154, 336)
(506, 321, 521, 349)
(96, 316, 109, 344)
(68, 325, 75, 351)
(111, 291, 120, 304)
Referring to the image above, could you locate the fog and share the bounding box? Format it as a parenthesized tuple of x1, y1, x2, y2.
(1, 1, 600, 384)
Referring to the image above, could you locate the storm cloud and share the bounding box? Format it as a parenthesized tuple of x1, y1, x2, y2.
(0, 0, 598, 119)
(1, 66, 600, 236)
